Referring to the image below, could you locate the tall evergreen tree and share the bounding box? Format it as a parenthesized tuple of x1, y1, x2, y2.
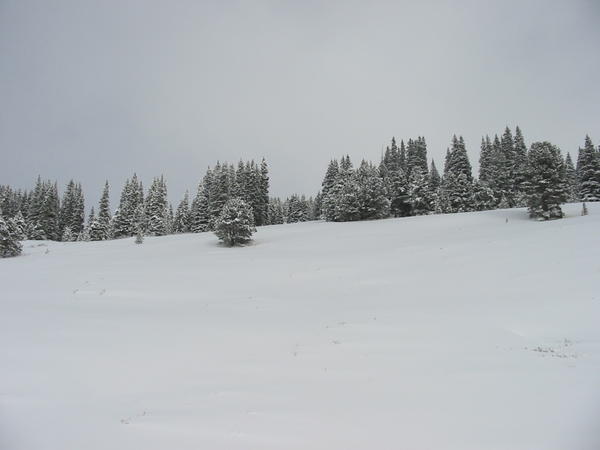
(577, 135, 600, 201)
(564, 153, 578, 202)
(0, 212, 22, 257)
(144, 176, 169, 236)
(524, 141, 567, 220)
(173, 191, 191, 233)
(94, 181, 111, 240)
(439, 136, 474, 213)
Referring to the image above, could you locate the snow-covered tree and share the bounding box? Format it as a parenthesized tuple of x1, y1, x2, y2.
(564, 153, 578, 202)
(61, 226, 75, 242)
(173, 191, 191, 233)
(214, 198, 256, 246)
(190, 180, 211, 232)
(408, 167, 433, 215)
(472, 180, 497, 211)
(439, 135, 474, 213)
(524, 141, 567, 220)
(0, 213, 22, 258)
(576, 135, 600, 202)
(144, 176, 168, 236)
(268, 198, 285, 224)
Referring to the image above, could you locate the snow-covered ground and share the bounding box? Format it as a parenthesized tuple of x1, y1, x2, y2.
(1, 203, 599, 450)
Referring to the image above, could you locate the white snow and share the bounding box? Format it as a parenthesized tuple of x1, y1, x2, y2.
(1, 203, 600, 450)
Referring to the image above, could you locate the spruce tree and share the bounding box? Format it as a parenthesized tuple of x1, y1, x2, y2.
(472, 180, 497, 211)
(190, 180, 211, 232)
(408, 167, 433, 215)
(214, 198, 255, 246)
(524, 141, 567, 220)
(144, 176, 169, 236)
(439, 136, 474, 213)
(0, 213, 22, 257)
(268, 198, 285, 224)
(577, 135, 600, 201)
(356, 161, 390, 219)
(173, 191, 191, 233)
(513, 126, 529, 205)
(564, 153, 578, 202)
(285, 194, 310, 223)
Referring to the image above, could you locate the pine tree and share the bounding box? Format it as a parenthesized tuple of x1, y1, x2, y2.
(472, 180, 497, 211)
(380, 138, 410, 217)
(214, 198, 256, 246)
(190, 180, 211, 232)
(439, 136, 474, 213)
(144, 176, 169, 236)
(285, 194, 310, 223)
(355, 161, 390, 219)
(513, 126, 528, 205)
(429, 160, 441, 192)
(524, 141, 567, 220)
(408, 167, 433, 215)
(478, 136, 494, 183)
(268, 198, 285, 225)
(564, 153, 578, 202)
(173, 191, 191, 233)
(0, 213, 22, 257)
(577, 135, 600, 201)
(61, 226, 75, 242)
(256, 159, 270, 226)
(10, 211, 27, 240)
(91, 181, 111, 240)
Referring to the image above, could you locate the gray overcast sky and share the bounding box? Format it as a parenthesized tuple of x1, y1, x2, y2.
(1, 0, 599, 208)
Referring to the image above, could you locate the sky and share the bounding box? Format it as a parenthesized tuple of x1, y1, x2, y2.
(1, 0, 599, 208)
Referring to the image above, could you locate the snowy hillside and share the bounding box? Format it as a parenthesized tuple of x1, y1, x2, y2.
(1, 203, 599, 450)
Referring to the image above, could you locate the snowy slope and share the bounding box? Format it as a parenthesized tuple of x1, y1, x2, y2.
(1, 203, 600, 450)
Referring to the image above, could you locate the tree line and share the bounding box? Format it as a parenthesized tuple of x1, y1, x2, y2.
(316, 128, 599, 222)
(1, 128, 599, 256)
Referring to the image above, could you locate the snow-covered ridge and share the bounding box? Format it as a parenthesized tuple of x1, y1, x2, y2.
(1, 203, 599, 450)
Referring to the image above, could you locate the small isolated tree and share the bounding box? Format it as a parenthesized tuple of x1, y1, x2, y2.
(524, 141, 567, 220)
(0, 214, 22, 258)
(214, 198, 255, 246)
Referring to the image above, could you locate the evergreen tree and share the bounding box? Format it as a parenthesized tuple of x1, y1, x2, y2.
(144, 176, 169, 236)
(429, 159, 441, 192)
(478, 136, 494, 183)
(173, 191, 191, 233)
(256, 159, 270, 226)
(439, 136, 474, 213)
(577, 135, 600, 201)
(0, 213, 22, 257)
(312, 191, 323, 220)
(267, 198, 285, 224)
(564, 153, 578, 202)
(356, 160, 390, 219)
(406, 137, 428, 178)
(380, 138, 410, 217)
(190, 179, 211, 232)
(214, 198, 255, 246)
(321, 159, 340, 201)
(113, 176, 141, 238)
(93, 181, 111, 240)
(408, 167, 433, 215)
(472, 180, 497, 211)
(61, 226, 75, 242)
(524, 141, 567, 220)
(513, 126, 529, 205)
(285, 194, 310, 223)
